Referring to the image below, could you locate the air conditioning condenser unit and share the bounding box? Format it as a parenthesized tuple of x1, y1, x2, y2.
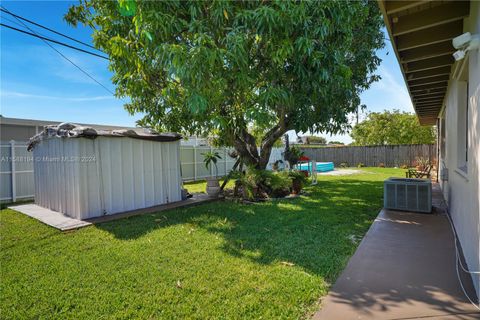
(384, 178, 432, 213)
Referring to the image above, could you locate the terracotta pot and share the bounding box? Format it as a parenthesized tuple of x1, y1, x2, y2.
(205, 177, 221, 197)
(292, 179, 303, 194)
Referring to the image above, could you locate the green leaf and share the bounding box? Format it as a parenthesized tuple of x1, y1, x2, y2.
(66, 0, 385, 167)
(118, 0, 136, 17)
(143, 30, 153, 42)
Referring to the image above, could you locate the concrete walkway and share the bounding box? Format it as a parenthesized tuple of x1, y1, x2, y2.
(314, 188, 479, 319)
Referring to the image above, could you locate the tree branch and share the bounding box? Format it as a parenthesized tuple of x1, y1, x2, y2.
(258, 112, 291, 168)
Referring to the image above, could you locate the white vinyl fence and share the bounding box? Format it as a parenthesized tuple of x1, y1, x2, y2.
(1, 141, 34, 202)
(0, 140, 284, 203)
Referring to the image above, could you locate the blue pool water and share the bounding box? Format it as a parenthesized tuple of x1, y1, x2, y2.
(297, 162, 334, 172)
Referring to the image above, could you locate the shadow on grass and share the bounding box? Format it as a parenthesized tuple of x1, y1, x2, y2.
(96, 178, 384, 281)
(95, 177, 480, 318)
(0, 199, 34, 210)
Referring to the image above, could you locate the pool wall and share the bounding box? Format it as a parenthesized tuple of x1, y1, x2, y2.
(297, 162, 334, 172)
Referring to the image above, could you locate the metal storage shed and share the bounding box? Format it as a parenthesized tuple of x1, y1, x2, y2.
(28, 124, 183, 220)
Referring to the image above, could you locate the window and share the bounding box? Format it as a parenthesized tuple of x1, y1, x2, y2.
(456, 80, 468, 173)
(440, 115, 446, 159)
(466, 83, 469, 163)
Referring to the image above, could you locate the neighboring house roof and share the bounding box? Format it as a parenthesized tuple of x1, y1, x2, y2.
(377, 0, 470, 125)
(0, 116, 135, 131)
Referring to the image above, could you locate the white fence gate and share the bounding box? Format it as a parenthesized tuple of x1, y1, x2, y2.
(1, 141, 35, 202)
(0, 140, 284, 203)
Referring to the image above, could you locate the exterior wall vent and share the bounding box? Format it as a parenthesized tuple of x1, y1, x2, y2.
(384, 178, 432, 213)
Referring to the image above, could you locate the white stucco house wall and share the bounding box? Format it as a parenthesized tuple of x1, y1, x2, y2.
(379, 0, 480, 300)
(438, 1, 480, 299)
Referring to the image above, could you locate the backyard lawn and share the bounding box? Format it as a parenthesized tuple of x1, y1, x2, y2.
(1, 168, 403, 319)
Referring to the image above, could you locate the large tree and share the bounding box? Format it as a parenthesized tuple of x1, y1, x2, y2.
(306, 136, 327, 144)
(66, 0, 384, 168)
(351, 110, 436, 145)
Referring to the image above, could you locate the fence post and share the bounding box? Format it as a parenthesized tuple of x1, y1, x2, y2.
(193, 146, 197, 181)
(10, 140, 16, 202)
(210, 146, 214, 176)
(224, 148, 227, 176)
(384, 146, 387, 166)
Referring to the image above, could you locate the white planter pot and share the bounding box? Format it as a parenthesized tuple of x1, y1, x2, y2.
(205, 177, 221, 197)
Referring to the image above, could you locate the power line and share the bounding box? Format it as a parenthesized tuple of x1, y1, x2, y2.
(0, 7, 116, 96)
(0, 23, 109, 60)
(1, 15, 27, 29)
(0, 7, 100, 51)
(0, 15, 106, 60)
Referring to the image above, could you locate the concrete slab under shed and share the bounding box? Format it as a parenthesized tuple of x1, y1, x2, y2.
(85, 193, 220, 224)
(9, 204, 92, 231)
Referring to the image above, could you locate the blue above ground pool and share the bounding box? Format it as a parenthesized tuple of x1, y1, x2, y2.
(297, 162, 334, 172)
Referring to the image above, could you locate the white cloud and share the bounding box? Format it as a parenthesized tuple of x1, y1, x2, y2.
(362, 65, 414, 113)
(1, 91, 115, 102)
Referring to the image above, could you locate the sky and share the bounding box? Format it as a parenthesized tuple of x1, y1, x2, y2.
(0, 1, 414, 144)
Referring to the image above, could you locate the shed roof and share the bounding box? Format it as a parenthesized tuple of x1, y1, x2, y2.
(27, 123, 182, 151)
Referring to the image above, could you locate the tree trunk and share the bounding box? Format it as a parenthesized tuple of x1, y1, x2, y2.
(232, 129, 260, 167)
(233, 143, 272, 170)
(232, 121, 289, 170)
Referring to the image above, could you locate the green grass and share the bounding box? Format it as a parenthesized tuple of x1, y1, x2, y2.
(0, 168, 403, 319)
(183, 178, 235, 194)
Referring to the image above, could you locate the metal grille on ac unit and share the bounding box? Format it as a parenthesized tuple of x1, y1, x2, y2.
(384, 178, 432, 213)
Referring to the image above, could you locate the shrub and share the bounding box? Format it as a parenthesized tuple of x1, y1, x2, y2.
(339, 162, 348, 168)
(357, 162, 365, 168)
(288, 170, 308, 194)
(288, 170, 308, 184)
(400, 164, 408, 169)
(238, 169, 262, 200)
(263, 170, 292, 197)
(237, 169, 293, 199)
(378, 162, 385, 168)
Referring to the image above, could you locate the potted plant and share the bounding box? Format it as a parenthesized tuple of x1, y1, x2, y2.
(284, 145, 304, 167)
(202, 151, 222, 197)
(415, 157, 429, 171)
(288, 170, 308, 194)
